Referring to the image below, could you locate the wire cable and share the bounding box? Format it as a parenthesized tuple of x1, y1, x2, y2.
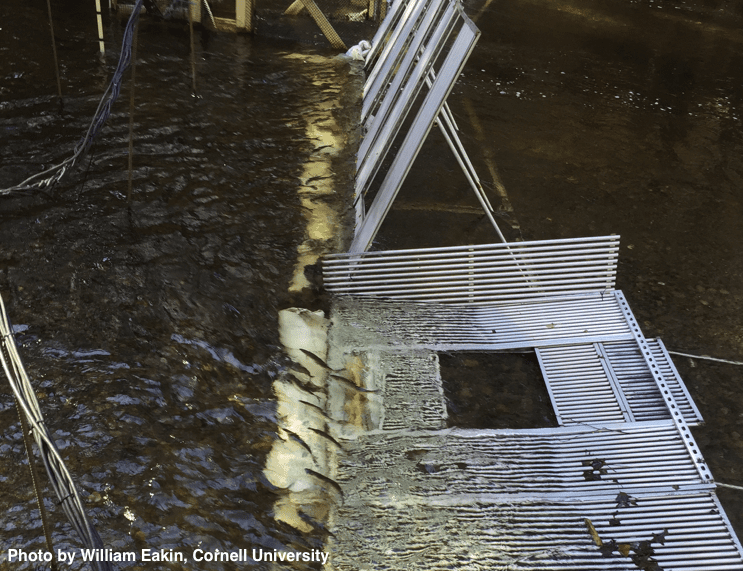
(0, 293, 113, 571)
(0, 0, 144, 196)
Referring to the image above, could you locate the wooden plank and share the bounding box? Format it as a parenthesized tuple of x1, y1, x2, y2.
(293, 0, 347, 50)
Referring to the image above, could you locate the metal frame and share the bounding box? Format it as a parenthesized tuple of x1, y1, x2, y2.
(353, 0, 502, 252)
(324, 234, 743, 566)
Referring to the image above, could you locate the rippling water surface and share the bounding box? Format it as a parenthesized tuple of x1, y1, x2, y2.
(1, 0, 355, 567)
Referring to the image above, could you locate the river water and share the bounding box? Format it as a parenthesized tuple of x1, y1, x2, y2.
(2, 0, 743, 567)
(1, 0, 358, 568)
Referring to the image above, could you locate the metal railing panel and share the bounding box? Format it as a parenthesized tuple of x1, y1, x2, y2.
(325, 236, 620, 302)
(350, 9, 480, 252)
(357, 1, 456, 187)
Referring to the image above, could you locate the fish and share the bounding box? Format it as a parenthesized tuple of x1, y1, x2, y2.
(308, 427, 343, 449)
(300, 348, 333, 371)
(298, 400, 332, 419)
(305, 468, 344, 500)
(297, 510, 336, 538)
(287, 374, 323, 395)
(282, 428, 314, 458)
(289, 361, 314, 379)
(330, 374, 378, 393)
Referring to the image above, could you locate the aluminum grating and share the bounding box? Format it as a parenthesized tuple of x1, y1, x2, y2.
(325, 236, 620, 303)
(537, 344, 631, 425)
(323, 235, 740, 566)
(329, 491, 743, 570)
(329, 294, 634, 351)
(380, 352, 447, 430)
(335, 423, 707, 499)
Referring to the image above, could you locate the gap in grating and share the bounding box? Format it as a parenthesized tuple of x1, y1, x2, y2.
(439, 351, 558, 429)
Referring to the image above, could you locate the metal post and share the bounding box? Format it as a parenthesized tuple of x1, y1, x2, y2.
(94, 0, 105, 55)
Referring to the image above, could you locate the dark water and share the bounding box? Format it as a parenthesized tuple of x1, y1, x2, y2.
(1, 1, 357, 567)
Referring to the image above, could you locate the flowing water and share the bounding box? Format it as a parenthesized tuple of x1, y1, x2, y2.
(1, 0, 358, 567)
(2, 0, 743, 567)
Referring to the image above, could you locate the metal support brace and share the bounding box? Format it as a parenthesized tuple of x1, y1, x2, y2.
(614, 290, 714, 483)
(594, 342, 635, 422)
(434, 106, 505, 242)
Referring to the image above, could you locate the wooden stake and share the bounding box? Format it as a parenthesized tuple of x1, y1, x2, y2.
(127, 23, 138, 205)
(45, 0, 63, 103)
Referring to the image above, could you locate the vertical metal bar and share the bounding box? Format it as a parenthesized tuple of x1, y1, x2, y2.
(127, 23, 138, 205)
(189, 2, 197, 93)
(236, 0, 254, 31)
(190, 0, 202, 24)
(94, 0, 105, 55)
(46, 0, 63, 102)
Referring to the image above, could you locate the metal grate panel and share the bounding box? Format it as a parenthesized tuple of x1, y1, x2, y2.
(335, 423, 708, 499)
(330, 490, 743, 570)
(329, 293, 634, 351)
(603, 339, 703, 426)
(380, 352, 447, 430)
(325, 236, 619, 303)
(537, 344, 631, 425)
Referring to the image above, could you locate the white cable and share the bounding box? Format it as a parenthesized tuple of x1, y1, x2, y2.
(667, 350, 743, 367)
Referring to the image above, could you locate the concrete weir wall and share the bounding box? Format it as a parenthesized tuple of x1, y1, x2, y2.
(264, 50, 362, 546)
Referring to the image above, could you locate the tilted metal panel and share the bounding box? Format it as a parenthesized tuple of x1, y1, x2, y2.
(324, 236, 620, 303)
(357, 0, 456, 186)
(350, 7, 480, 253)
(363, 0, 414, 73)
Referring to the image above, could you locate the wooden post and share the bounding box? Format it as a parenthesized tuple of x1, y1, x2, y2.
(236, 0, 254, 31)
(296, 0, 346, 50)
(190, 0, 202, 24)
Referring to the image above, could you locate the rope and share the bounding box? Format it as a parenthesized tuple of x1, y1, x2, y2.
(667, 350, 743, 367)
(0, 0, 144, 196)
(0, 293, 113, 571)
